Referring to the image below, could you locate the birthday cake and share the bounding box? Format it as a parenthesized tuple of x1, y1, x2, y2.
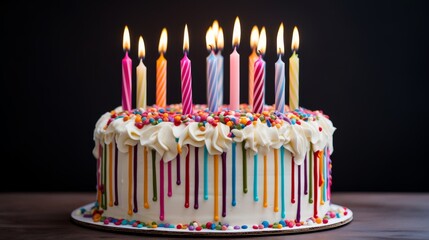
(86, 103, 345, 233)
(75, 21, 352, 235)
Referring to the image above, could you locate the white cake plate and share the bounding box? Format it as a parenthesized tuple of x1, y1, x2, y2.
(71, 202, 352, 236)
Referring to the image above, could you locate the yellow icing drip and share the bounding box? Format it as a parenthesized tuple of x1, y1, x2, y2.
(274, 149, 279, 212)
(214, 155, 219, 221)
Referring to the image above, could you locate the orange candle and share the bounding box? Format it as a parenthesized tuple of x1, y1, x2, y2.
(156, 28, 168, 108)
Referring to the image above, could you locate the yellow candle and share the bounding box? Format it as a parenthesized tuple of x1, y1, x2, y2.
(156, 28, 168, 108)
(248, 25, 259, 106)
(137, 36, 147, 109)
(289, 26, 300, 111)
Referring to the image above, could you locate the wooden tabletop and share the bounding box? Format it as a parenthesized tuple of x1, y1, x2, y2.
(1, 192, 428, 239)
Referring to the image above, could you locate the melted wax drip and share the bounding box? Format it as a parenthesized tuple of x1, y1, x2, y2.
(114, 143, 119, 206)
(232, 142, 237, 206)
(221, 152, 227, 217)
(133, 146, 138, 213)
(194, 147, 199, 209)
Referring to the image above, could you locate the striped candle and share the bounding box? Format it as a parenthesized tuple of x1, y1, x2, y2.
(180, 25, 193, 115)
(156, 28, 168, 108)
(275, 23, 285, 113)
(289, 26, 300, 111)
(253, 27, 267, 114)
(206, 27, 219, 112)
(216, 27, 224, 108)
(122, 26, 132, 111)
(248, 25, 259, 106)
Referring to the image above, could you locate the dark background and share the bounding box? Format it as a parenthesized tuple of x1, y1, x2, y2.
(2, 0, 428, 192)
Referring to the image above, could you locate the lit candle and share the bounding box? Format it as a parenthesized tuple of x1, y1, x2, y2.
(253, 27, 266, 114)
(180, 24, 193, 115)
(289, 26, 300, 111)
(206, 27, 219, 112)
(248, 25, 259, 106)
(275, 23, 285, 113)
(136, 36, 147, 109)
(122, 26, 132, 111)
(156, 28, 168, 108)
(216, 26, 224, 108)
(229, 16, 241, 111)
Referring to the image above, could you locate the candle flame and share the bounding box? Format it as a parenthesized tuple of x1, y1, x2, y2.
(291, 26, 299, 51)
(212, 20, 219, 48)
(250, 25, 259, 50)
(277, 23, 284, 55)
(158, 28, 168, 53)
(257, 27, 267, 55)
(183, 24, 189, 52)
(232, 16, 241, 47)
(206, 27, 215, 51)
(123, 25, 130, 51)
(217, 27, 224, 51)
(138, 36, 145, 59)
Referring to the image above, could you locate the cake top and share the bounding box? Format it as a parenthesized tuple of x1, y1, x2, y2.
(94, 104, 335, 165)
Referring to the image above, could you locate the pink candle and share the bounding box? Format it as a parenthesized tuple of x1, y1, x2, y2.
(253, 27, 267, 114)
(180, 25, 193, 115)
(122, 26, 132, 111)
(229, 17, 241, 111)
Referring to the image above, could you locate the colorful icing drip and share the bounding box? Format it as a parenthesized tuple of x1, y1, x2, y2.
(114, 143, 119, 206)
(231, 142, 237, 206)
(128, 146, 132, 216)
(176, 152, 181, 185)
(109, 143, 113, 207)
(319, 150, 324, 205)
(297, 164, 301, 222)
(213, 155, 219, 221)
(328, 149, 332, 200)
(144, 147, 149, 208)
(304, 153, 308, 195)
(194, 147, 199, 209)
(102, 143, 107, 209)
(280, 147, 286, 218)
(242, 141, 248, 193)
(263, 155, 267, 207)
(291, 156, 295, 204)
(152, 150, 157, 202)
(159, 159, 165, 221)
(97, 144, 101, 207)
(313, 151, 318, 218)
(185, 146, 190, 208)
(221, 152, 227, 217)
(254, 154, 259, 202)
(309, 148, 313, 204)
(168, 161, 172, 197)
(274, 150, 279, 212)
(133, 146, 138, 213)
(204, 147, 208, 200)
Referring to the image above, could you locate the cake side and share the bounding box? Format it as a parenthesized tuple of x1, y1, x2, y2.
(91, 104, 336, 229)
